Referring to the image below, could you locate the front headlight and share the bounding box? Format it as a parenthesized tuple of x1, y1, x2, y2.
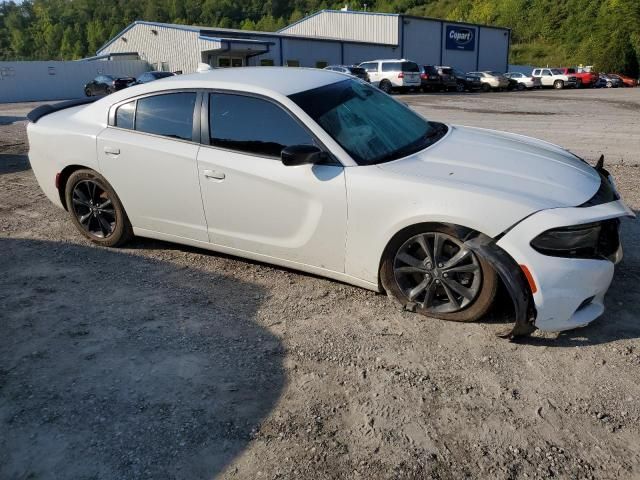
(530, 220, 620, 260)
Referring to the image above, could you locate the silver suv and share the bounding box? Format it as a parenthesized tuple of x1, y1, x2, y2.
(358, 59, 421, 93)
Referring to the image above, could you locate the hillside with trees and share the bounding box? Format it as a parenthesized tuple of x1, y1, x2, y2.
(1, 0, 638, 75)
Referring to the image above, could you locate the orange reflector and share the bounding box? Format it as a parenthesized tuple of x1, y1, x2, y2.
(520, 264, 537, 294)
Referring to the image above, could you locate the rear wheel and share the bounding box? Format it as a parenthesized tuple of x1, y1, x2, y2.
(481, 83, 491, 92)
(380, 226, 497, 322)
(554, 80, 564, 89)
(84, 88, 92, 97)
(65, 169, 133, 247)
(455, 82, 465, 93)
(517, 83, 525, 91)
(379, 80, 392, 94)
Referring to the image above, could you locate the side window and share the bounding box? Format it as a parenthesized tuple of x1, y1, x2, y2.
(543, 69, 552, 76)
(209, 93, 314, 157)
(135, 92, 196, 141)
(115, 100, 135, 129)
(360, 62, 377, 72)
(532, 69, 540, 76)
(381, 62, 398, 72)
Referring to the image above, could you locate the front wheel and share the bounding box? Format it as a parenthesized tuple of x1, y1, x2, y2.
(380, 226, 498, 322)
(455, 83, 465, 92)
(65, 169, 133, 247)
(481, 83, 491, 92)
(84, 88, 92, 97)
(554, 80, 564, 89)
(379, 80, 392, 94)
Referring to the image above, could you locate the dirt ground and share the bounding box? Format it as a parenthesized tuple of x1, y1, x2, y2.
(1, 88, 640, 480)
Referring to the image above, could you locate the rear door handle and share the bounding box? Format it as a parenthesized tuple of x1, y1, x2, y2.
(203, 169, 225, 180)
(104, 146, 120, 156)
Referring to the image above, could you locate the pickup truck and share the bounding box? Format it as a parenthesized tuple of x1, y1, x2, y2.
(558, 67, 598, 87)
(531, 68, 577, 89)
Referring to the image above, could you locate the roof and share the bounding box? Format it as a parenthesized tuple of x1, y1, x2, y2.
(98, 19, 395, 54)
(90, 67, 348, 103)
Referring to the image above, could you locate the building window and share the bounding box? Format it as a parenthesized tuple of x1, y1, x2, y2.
(315, 61, 328, 69)
(260, 59, 274, 67)
(286, 60, 300, 67)
(217, 56, 244, 68)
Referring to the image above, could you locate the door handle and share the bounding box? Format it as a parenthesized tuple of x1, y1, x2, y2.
(104, 146, 120, 156)
(203, 169, 225, 180)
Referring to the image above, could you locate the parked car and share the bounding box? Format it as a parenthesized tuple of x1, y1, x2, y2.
(358, 59, 421, 93)
(26, 68, 633, 337)
(557, 67, 598, 88)
(504, 72, 539, 90)
(468, 71, 509, 91)
(419, 65, 458, 92)
(134, 71, 176, 84)
(607, 73, 637, 87)
(84, 75, 135, 96)
(595, 74, 622, 88)
(451, 69, 482, 91)
(324, 65, 370, 82)
(531, 68, 577, 89)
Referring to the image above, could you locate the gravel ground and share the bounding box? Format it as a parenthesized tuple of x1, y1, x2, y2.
(1, 88, 640, 480)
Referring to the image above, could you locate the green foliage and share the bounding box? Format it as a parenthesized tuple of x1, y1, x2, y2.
(0, 0, 638, 75)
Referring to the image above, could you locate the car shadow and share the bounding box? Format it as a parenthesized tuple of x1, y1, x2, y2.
(0, 153, 30, 174)
(0, 238, 284, 479)
(515, 211, 640, 347)
(0, 116, 26, 125)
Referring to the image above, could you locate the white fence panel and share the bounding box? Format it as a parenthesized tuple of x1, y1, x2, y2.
(0, 60, 150, 103)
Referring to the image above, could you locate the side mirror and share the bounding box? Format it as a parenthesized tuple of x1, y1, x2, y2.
(281, 144, 327, 166)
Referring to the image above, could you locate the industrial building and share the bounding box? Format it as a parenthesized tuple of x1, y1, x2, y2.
(97, 9, 510, 75)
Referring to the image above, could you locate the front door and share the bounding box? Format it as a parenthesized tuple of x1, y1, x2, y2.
(97, 91, 208, 241)
(196, 92, 347, 272)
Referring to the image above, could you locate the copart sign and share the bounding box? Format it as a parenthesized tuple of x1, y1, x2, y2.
(445, 25, 476, 51)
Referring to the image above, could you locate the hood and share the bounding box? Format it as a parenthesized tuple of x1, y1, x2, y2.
(378, 125, 600, 209)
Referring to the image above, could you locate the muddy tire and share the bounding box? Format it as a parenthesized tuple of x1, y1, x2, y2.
(65, 169, 133, 248)
(380, 225, 498, 322)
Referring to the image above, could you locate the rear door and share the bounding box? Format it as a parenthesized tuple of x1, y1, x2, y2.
(97, 91, 208, 241)
(401, 62, 421, 86)
(196, 91, 347, 271)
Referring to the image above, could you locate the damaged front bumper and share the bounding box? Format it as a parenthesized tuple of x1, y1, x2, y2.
(479, 198, 634, 338)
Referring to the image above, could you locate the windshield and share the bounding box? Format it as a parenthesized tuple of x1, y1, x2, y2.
(289, 79, 447, 165)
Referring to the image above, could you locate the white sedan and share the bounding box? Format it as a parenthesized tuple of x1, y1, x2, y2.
(27, 68, 633, 337)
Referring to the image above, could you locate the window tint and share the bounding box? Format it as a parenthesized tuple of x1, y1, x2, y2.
(135, 92, 196, 141)
(116, 101, 135, 129)
(209, 93, 314, 157)
(381, 62, 400, 72)
(402, 62, 420, 72)
(359, 62, 378, 72)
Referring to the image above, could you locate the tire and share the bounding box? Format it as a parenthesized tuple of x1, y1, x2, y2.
(455, 83, 465, 93)
(517, 83, 525, 91)
(380, 225, 498, 322)
(65, 169, 133, 248)
(554, 80, 564, 89)
(379, 80, 392, 94)
(606, 82, 613, 88)
(481, 83, 491, 92)
(84, 88, 92, 97)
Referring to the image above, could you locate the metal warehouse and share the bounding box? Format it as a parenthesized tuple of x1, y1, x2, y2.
(98, 9, 510, 74)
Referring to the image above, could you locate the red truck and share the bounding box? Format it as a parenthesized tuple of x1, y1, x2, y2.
(558, 67, 598, 87)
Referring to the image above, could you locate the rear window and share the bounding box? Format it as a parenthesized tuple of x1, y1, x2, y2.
(423, 65, 438, 74)
(566, 68, 576, 73)
(135, 92, 196, 141)
(348, 67, 367, 75)
(402, 62, 420, 72)
(439, 68, 453, 75)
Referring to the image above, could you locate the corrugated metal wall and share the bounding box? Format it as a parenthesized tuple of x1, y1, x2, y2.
(402, 18, 442, 66)
(0, 60, 150, 103)
(100, 24, 204, 73)
(280, 11, 399, 46)
(477, 27, 510, 72)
